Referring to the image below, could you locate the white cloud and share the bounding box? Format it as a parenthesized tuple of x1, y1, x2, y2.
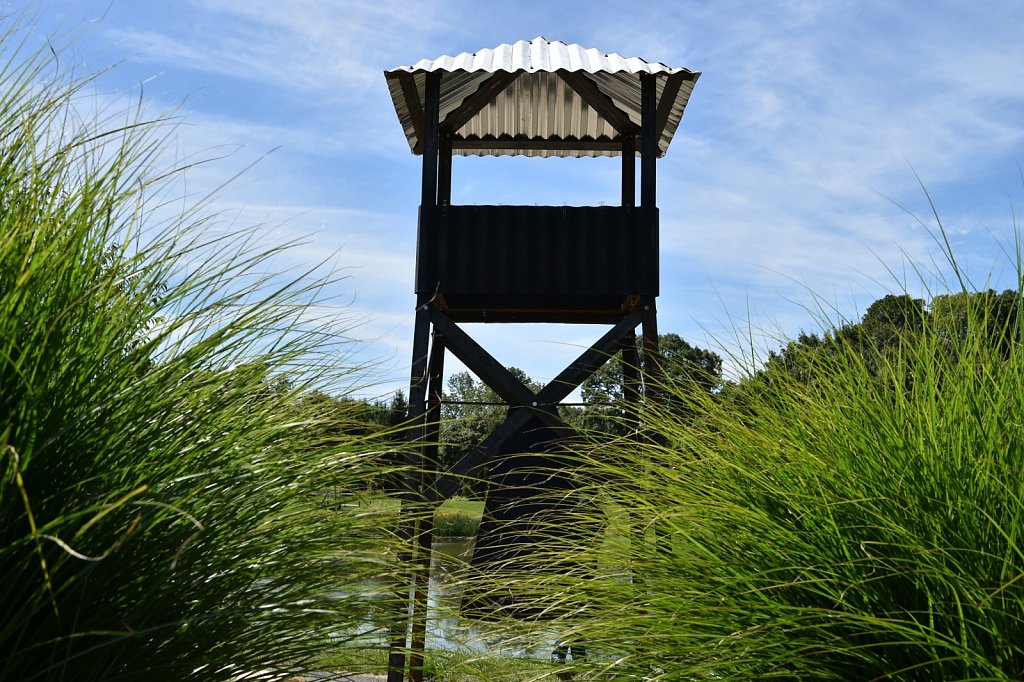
(42, 0, 1024, 392)
(108, 0, 444, 94)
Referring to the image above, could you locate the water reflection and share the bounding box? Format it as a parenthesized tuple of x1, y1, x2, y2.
(428, 539, 555, 658)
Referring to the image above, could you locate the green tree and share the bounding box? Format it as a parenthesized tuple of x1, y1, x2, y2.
(577, 333, 723, 433)
(762, 290, 1021, 386)
(931, 288, 1021, 356)
(439, 368, 540, 470)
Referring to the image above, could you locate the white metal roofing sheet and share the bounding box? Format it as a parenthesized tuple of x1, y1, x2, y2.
(384, 37, 700, 158)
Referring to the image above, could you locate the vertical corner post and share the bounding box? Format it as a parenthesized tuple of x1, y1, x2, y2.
(438, 131, 453, 207)
(390, 70, 442, 682)
(388, 303, 432, 682)
(621, 134, 635, 208)
(640, 298, 661, 408)
(621, 332, 641, 429)
(640, 73, 657, 210)
(409, 333, 446, 682)
(421, 71, 441, 209)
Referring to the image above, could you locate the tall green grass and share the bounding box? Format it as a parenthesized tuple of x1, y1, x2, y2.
(0, 20, 403, 680)
(502, 271, 1024, 680)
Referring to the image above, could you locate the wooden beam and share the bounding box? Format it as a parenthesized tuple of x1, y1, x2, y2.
(421, 71, 441, 209)
(438, 131, 452, 206)
(452, 137, 622, 153)
(396, 71, 424, 156)
(432, 408, 534, 499)
(641, 298, 660, 404)
(557, 69, 638, 135)
(405, 304, 432, 440)
(640, 73, 657, 209)
(432, 402, 573, 500)
(432, 305, 646, 498)
(408, 332, 445, 682)
(621, 134, 635, 208)
(537, 305, 646, 403)
(441, 70, 520, 134)
(428, 308, 548, 410)
(655, 72, 686, 144)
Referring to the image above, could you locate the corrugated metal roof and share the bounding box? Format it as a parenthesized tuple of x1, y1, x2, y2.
(384, 37, 700, 158)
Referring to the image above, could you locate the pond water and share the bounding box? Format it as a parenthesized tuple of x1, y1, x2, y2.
(328, 538, 566, 660)
(424, 539, 559, 658)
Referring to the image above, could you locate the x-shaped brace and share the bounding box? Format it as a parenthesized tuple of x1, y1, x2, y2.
(428, 304, 648, 499)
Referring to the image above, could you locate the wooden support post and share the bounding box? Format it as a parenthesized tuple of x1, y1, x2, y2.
(415, 71, 441, 299)
(621, 134, 635, 208)
(421, 71, 441, 208)
(388, 303, 433, 682)
(640, 298, 672, 555)
(386, 518, 412, 682)
(433, 307, 647, 497)
(621, 332, 640, 430)
(640, 297, 661, 414)
(640, 73, 657, 210)
(409, 333, 445, 682)
(423, 333, 446, 490)
(407, 305, 432, 436)
(438, 132, 452, 207)
(619, 333, 644, 582)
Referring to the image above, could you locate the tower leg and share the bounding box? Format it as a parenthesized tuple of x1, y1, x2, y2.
(639, 299, 671, 555)
(409, 332, 445, 682)
(640, 298, 660, 404)
(388, 304, 432, 682)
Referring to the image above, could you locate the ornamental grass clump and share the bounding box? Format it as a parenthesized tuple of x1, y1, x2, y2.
(541, 265, 1024, 680)
(0, 21, 403, 681)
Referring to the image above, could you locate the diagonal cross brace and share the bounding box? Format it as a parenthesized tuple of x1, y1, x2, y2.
(442, 70, 521, 135)
(428, 308, 564, 432)
(431, 304, 648, 498)
(557, 70, 638, 136)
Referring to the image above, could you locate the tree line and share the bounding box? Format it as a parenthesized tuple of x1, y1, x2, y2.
(288, 287, 1020, 483)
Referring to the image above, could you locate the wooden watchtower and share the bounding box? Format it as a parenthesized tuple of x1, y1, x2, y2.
(384, 37, 699, 680)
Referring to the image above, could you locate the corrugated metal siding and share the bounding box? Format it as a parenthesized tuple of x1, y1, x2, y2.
(417, 205, 657, 301)
(385, 37, 699, 158)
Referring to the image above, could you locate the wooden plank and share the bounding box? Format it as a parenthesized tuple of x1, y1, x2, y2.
(441, 70, 520, 134)
(557, 69, 638, 135)
(396, 71, 424, 156)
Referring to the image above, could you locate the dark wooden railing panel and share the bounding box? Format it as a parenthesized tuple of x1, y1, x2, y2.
(416, 205, 658, 305)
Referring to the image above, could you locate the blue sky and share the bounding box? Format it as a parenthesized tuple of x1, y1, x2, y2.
(26, 0, 1024, 397)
